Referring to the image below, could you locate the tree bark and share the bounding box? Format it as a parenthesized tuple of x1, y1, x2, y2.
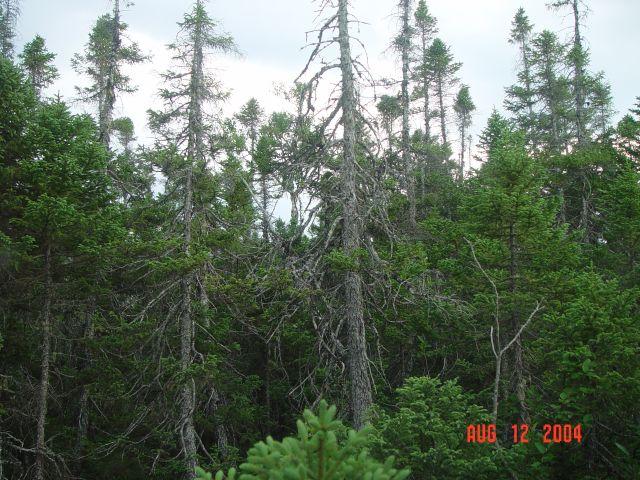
(421, 33, 431, 141)
(458, 121, 466, 182)
(570, 0, 591, 240)
(179, 2, 207, 475)
(400, 0, 416, 229)
(74, 302, 96, 461)
(437, 72, 447, 145)
(338, 0, 372, 430)
(571, 0, 586, 147)
(492, 352, 501, 424)
(35, 243, 52, 480)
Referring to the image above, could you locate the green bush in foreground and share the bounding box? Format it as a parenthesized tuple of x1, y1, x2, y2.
(372, 377, 506, 479)
(196, 400, 410, 480)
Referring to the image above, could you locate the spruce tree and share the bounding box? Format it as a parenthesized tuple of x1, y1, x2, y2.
(426, 38, 460, 146)
(147, 1, 237, 475)
(73, 0, 146, 147)
(505, 8, 537, 148)
(453, 85, 475, 182)
(395, 0, 416, 228)
(18, 35, 58, 97)
(236, 98, 270, 240)
(547, 0, 590, 145)
(0, 0, 19, 58)
(413, 0, 437, 141)
(530, 30, 571, 153)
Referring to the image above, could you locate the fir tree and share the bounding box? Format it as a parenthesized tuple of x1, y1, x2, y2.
(18, 35, 58, 97)
(505, 8, 537, 148)
(73, 0, 147, 147)
(147, 1, 237, 475)
(426, 38, 461, 146)
(0, 0, 19, 58)
(530, 30, 571, 153)
(413, 0, 438, 141)
(453, 85, 475, 182)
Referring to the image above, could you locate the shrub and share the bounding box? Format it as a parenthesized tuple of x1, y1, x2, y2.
(198, 400, 410, 480)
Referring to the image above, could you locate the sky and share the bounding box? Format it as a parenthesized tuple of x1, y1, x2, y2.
(14, 0, 640, 159)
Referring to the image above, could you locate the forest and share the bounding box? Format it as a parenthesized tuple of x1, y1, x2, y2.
(0, 0, 639, 478)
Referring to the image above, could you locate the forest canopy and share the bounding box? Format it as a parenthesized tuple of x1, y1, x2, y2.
(1, 0, 639, 479)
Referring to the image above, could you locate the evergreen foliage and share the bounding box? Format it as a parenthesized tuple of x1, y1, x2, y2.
(0, 1, 637, 479)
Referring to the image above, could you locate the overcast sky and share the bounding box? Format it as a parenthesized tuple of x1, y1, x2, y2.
(15, 0, 640, 154)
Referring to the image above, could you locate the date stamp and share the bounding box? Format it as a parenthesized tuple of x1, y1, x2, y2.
(466, 424, 582, 444)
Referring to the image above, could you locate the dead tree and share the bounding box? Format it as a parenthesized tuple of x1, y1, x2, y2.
(397, 0, 416, 228)
(34, 243, 52, 480)
(296, 0, 379, 429)
(465, 238, 542, 424)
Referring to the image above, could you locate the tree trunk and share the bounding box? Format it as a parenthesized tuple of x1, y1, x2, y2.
(546, 66, 561, 153)
(421, 33, 431, 141)
(572, 0, 586, 146)
(35, 243, 53, 480)
(519, 37, 536, 150)
(79, 0, 121, 453)
(99, 0, 121, 146)
(437, 73, 447, 145)
(571, 1, 591, 240)
(74, 301, 96, 461)
(459, 122, 466, 182)
(178, 3, 207, 475)
(400, 0, 416, 229)
(509, 223, 529, 424)
(338, 0, 372, 430)
(492, 352, 502, 424)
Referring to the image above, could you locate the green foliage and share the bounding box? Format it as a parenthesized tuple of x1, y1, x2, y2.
(529, 272, 640, 478)
(372, 377, 504, 479)
(1, 4, 638, 480)
(203, 401, 409, 480)
(18, 34, 58, 94)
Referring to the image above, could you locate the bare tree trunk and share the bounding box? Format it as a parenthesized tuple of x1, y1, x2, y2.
(338, 0, 372, 430)
(290, 190, 299, 225)
(458, 122, 466, 182)
(437, 73, 447, 145)
(179, 157, 197, 477)
(571, 0, 591, 240)
(204, 385, 229, 458)
(580, 181, 590, 243)
(571, 0, 586, 147)
(400, 0, 416, 229)
(178, 3, 206, 475)
(492, 352, 502, 424)
(35, 243, 52, 480)
(421, 34, 431, 141)
(74, 302, 96, 459)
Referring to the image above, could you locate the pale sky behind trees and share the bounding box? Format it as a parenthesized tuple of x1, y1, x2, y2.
(15, 0, 640, 157)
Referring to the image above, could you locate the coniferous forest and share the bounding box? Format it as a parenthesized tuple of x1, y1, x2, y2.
(1, 0, 640, 478)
